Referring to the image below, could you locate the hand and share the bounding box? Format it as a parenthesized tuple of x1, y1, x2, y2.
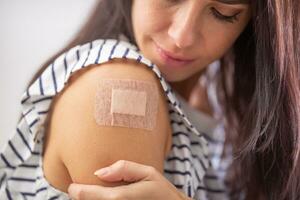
(67, 160, 193, 200)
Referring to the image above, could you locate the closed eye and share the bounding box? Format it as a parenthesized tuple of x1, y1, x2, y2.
(211, 7, 241, 23)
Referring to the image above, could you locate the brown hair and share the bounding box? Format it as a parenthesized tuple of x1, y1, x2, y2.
(27, 0, 300, 199)
(222, 0, 300, 199)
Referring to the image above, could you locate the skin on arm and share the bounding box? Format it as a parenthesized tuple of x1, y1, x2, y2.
(42, 59, 173, 193)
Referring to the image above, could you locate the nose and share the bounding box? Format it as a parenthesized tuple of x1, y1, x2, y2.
(168, 6, 199, 49)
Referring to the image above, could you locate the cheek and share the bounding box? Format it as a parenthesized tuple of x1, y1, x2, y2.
(132, 3, 170, 39)
(202, 13, 251, 60)
(203, 25, 245, 61)
(207, 32, 235, 59)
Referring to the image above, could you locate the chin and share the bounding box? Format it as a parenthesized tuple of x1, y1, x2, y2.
(161, 72, 192, 83)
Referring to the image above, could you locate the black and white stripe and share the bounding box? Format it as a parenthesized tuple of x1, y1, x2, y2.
(0, 38, 227, 200)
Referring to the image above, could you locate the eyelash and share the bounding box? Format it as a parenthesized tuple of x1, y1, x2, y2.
(164, 0, 240, 24)
(210, 8, 240, 24)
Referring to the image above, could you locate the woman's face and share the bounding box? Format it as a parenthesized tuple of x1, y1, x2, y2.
(131, 0, 252, 82)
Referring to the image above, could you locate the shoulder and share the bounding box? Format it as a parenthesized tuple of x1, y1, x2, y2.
(43, 59, 172, 191)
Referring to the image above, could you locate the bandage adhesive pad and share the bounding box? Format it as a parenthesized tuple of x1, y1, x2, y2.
(94, 79, 159, 131)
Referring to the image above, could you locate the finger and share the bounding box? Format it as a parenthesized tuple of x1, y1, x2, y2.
(110, 180, 182, 200)
(94, 160, 160, 183)
(68, 183, 125, 200)
(68, 184, 103, 200)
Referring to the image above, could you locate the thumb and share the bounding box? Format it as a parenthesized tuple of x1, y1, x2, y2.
(94, 160, 159, 183)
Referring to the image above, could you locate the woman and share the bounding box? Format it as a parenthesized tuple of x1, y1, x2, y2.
(0, 0, 299, 199)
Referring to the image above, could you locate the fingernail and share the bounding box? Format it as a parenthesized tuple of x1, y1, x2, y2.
(68, 184, 80, 199)
(94, 167, 110, 176)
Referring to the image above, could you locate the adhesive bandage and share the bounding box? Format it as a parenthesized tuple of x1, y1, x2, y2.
(94, 79, 159, 131)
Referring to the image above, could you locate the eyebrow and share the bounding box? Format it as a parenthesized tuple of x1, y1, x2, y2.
(213, 0, 250, 5)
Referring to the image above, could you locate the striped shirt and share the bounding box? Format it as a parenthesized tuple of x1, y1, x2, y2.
(0, 38, 229, 199)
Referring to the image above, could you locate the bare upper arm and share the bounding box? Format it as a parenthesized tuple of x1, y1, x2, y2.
(43, 59, 172, 192)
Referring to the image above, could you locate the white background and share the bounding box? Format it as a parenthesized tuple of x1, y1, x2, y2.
(0, 0, 98, 147)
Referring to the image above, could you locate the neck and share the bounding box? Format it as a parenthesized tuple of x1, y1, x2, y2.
(170, 71, 203, 101)
(170, 70, 215, 117)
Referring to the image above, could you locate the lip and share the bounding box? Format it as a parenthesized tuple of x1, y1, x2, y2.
(154, 42, 195, 68)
